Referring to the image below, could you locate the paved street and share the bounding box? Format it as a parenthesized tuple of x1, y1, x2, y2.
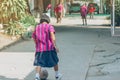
(0, 26, 96, 80)
(0, 15, 120, 80)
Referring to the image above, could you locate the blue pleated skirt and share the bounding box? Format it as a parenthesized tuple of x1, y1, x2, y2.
(33, 50, 59, 67)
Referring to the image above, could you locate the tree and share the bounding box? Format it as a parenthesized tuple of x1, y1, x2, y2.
(0, 0, 36, 37)
(0, 0, 29, 25)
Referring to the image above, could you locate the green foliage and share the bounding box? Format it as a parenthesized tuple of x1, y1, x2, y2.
(5, 15, 37, 36)
(5, 21, 25, 36)
(19, 15, 37, 28)
(0, 0, 28, 24)
(0, 0, 36, 37)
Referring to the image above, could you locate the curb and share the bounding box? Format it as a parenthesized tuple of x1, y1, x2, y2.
(0, 38, 23, 51)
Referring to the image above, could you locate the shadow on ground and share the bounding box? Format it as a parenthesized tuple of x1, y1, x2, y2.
(0, 76, 19, 80)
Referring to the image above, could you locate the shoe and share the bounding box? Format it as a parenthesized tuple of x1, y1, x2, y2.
(55, 73, 62, 80)
(35, 77, 40, 80)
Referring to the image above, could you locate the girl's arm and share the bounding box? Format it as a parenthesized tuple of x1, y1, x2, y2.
(50, 32, 59, 53)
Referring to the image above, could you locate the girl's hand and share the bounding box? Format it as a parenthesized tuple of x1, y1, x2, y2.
(55, 47, 59, 53)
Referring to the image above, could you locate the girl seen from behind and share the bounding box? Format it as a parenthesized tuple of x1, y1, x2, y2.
(32, 14, 62, 80)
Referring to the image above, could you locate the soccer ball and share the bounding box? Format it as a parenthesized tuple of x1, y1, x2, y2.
(40, 68, 48, 80)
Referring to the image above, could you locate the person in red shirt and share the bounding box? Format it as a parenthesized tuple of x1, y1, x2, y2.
(54, 3, 64, 23)
(88, 4, 95, 19)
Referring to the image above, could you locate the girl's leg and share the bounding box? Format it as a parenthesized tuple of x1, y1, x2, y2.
(54, 64, 58, 71)
(82, 18, 84, 25)
(56, 13, 58, 23)
(85, 17, 87, 25)
(54, 64, 62, 79)
(90, 13, 92, 19)
(91, 12, 94, 19)
(35, 66, 41, 80)
(57, 13, 61, 23)
(59, 13, 63, 23)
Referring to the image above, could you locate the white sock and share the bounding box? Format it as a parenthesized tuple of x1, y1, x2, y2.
(55, 71, 59, 77)
(35, 73, 40, 79)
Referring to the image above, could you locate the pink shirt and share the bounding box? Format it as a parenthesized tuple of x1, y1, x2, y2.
(58, 4, 63, 12)
(32, 23, 55, 52)
(80, 5, 87, 16)
(47, 4, 52, 9)
(55, 4, 63, 13)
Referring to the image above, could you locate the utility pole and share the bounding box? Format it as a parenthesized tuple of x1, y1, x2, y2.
(111, 0, 115, 36)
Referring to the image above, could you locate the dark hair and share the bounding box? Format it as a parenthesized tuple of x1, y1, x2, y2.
(40, 14, 50, 23)
(40, 19, 49, 23)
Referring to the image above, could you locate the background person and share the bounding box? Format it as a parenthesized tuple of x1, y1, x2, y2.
(88, 4, 95, 19)
(54, 3, 64, 23)
(80, 4, 88, 25)
(46, 4, 52, 17)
